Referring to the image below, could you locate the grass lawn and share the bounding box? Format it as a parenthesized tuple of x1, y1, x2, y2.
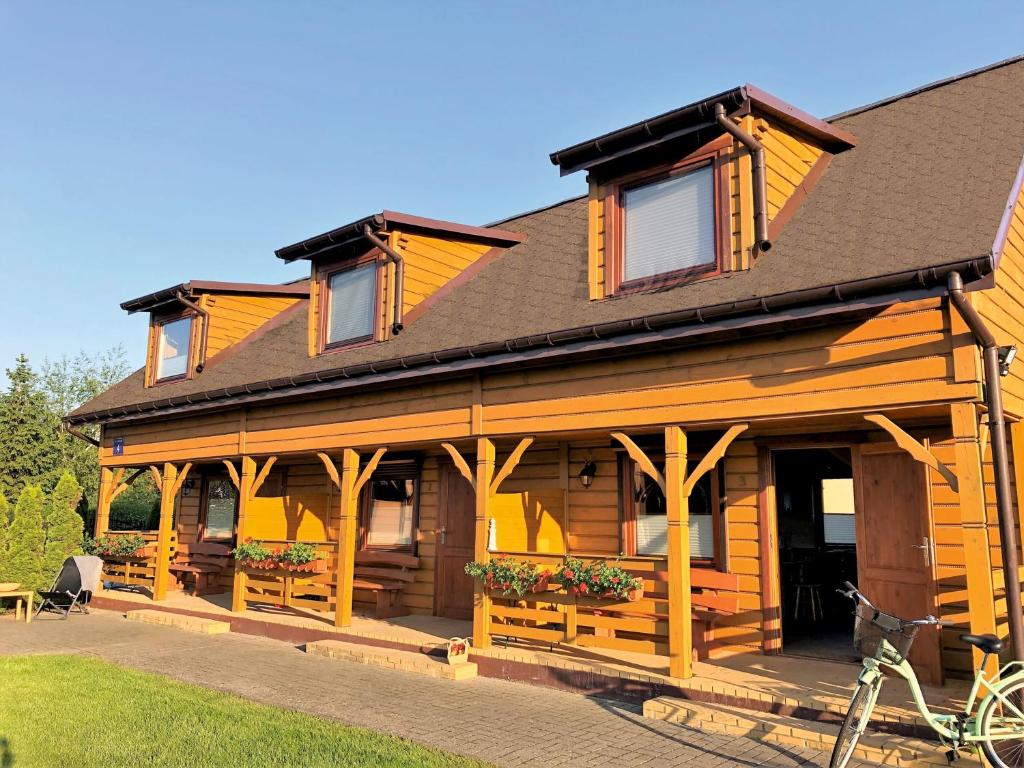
(0, 655, 489, 768)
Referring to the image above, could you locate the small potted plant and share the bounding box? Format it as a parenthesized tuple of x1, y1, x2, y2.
(464, 557, 550, 597)
(446, 636, 471, 665)
(232, 538, 276, 570)
(553, 556, 600, 597)
(276, 542, 328, 573)
(593, 560, 645, 601)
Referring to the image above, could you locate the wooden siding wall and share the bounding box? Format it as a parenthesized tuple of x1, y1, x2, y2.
(587, 113, 827, 299)
(391, 232, 492, 316)
(201, 293, 300, 358)
(976, 181, 1024, 418)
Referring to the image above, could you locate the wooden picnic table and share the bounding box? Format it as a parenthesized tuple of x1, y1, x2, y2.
(0, 590, 33, 623)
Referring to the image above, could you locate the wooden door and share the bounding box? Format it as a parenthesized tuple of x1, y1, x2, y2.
(435, 461, 476, 620)
(853, 444, 943, 684)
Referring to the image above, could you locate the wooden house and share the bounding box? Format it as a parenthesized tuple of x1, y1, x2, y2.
(69, 57, 1024, 687)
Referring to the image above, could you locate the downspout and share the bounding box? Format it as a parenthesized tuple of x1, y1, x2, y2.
(948, 271, 1024, 660)
(714, 103, 771, 253)
(175, 291, 210, 374)
(363, 225, 405, 334)
(64, 423, 100, 447)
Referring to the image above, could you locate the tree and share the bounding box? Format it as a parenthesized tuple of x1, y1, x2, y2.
(0, 493, 9, 580)
(6, 485, 46, 592)
(0, 356, 61, 499)
(43, 472, 84, 580)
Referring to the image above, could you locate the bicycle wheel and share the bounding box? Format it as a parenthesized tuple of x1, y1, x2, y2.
(980, 678, 1024, 767)
(830, 681, 876, 768)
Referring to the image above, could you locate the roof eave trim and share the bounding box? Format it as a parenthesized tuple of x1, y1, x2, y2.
(993, 153, 1024, 268)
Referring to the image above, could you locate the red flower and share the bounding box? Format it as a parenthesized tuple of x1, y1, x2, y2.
(611, 576, 620, 584)
(564, 569, 575, 580)
(579, 583, 589, 594)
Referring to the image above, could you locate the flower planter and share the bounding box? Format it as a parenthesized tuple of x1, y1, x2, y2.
(529, 574, 552, 593)
(242, 558, 328, 573)
(103, 546, 156, 561)
(447, 637, 471, 665)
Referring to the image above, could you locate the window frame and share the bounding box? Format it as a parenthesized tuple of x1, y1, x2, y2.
(604, 143, 731, 296)
(317, 252, 383, 354)
(357, 459, 421, 554)
(198, 472, 240, 543)
(618, 452, 724, 567)
(150, 310, 196, 385)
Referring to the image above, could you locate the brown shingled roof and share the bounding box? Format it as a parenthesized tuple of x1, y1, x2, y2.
(70, 56, 1024, 424)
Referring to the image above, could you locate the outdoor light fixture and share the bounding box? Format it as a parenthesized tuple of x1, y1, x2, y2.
(578, 459, 597, 489)
(1000, 345, 1018, 377)
(181, 478, 196, 496)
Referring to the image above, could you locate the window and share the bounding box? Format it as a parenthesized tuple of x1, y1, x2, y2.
(622, 164, 716, 283)
(324, 262, 377, 348)
(621, 456, 719, 561)
(821, 477, 856, 545)
(360, 460, 419, 550)
(155, 315, 192, 381)
(201, 475, 238, 541)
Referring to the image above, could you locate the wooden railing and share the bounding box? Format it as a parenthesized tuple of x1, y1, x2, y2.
(99, 530, 177, 590)
(240, 540, 336, 615)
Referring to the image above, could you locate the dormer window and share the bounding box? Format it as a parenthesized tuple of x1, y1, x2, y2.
(155, 315, 193, 381)
(323, 260, 378, 350)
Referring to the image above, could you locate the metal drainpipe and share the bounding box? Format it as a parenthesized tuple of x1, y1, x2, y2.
(948, 271, 1024, 660)
(714, 103, 771, 253)
(363, 225, 405, 334)
(64, 423, 100, 447)
(175, 291, 210, 373)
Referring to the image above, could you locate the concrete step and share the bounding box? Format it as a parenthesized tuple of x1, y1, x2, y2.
(305, 639, 477, 681)
(125, 609, 231, 635)
(643, 696, 983, 767)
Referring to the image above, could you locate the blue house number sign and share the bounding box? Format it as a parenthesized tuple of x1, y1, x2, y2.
(112, 437, 124, 457)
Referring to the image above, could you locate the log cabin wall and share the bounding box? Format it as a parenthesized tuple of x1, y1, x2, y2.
(200, 293, 302, 358)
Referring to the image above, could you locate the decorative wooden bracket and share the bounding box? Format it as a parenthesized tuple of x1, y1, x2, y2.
(169, 463, 193, 497)
(148, 465, 163, 493)
(611, 432, 665, 494)
(222, 460, 241, 490)
(489, 438, 534, 497)
(441, 443, 476, 489)
(682, 424, 749, 497)
(864, 413, 959, 492)
(107, 467, 146, 505)
(319, 449, 387, 492)
(252, 457, 278, 497)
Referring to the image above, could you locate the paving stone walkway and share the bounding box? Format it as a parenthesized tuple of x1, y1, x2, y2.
(0, 610, 876, 767)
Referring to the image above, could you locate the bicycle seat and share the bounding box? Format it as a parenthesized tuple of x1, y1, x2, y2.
(960, 633, 1003, 654)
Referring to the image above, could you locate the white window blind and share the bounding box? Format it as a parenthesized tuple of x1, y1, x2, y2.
(636, 514, 714, 558)
(623, 165, 715, 282)
(327, 263, 376, 345)
(366, 479, 416, 547)
(157, 316, 191, 379)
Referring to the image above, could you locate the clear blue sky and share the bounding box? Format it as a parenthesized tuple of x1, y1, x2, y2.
(2, 2, 1023, 374)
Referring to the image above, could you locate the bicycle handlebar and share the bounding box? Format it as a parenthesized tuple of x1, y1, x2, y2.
(836, 581, 942, 626)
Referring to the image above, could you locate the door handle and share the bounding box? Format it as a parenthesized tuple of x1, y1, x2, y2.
(911, 537, 931, 567)
(437, 526, 447, 544)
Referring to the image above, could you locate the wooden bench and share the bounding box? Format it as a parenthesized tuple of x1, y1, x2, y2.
(169, 543, 232, 596)
(353, 551, 420, 619)
(691, 567, 742, 661)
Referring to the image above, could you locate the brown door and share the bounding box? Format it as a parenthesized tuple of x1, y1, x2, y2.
(853, 444, 943, 684)
(435, 461, 476, 620)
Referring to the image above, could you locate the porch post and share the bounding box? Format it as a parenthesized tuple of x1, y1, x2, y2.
(95, 467, 115, 537)
(474, 437, 495, 649)
(951, 403, 998, 670)
(664, 425, 693, 679)
(334, 448, 360, 628)
(153, 463, 179, 602)
(230, 456, 257, 613)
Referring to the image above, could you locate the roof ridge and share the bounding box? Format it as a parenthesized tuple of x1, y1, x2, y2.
(827, 53, 1024, 121)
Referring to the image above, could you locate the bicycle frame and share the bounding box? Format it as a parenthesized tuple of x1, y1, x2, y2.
(858, 641, 1024, 744)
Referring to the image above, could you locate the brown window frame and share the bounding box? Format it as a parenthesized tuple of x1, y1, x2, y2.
(317, 251, 383, 355)
(150, 309, 197, 385)
(603, 141, 732, 297)
(198, 472, 240, 543)
(618, 452, 724, 568)
(357, 460, 422, 554)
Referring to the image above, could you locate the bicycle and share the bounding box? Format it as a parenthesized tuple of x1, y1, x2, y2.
(830, 582, 1024, 768)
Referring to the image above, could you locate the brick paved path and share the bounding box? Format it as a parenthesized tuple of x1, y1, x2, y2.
(0, 610, 876, 767)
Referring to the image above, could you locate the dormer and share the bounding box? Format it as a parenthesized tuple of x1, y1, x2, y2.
(121, 280, 309, 386)
(275, 211, 523, 357)
(550, 85, 857, 300)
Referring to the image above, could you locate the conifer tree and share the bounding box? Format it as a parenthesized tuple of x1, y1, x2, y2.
(0, 356, 60, 499)
(43, 472, 84, 581)
(6, 485, 46, 591)
(0, 493, 10, 581)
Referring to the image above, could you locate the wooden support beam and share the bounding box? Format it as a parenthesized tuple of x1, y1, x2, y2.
(317, 452, 340, 489)
(664, 425, 692, 679)
(95, 467, 115, 537)
(222, 460, 241, 490)
(251, 456, 278, 497)
(1012, 420, 1024, 549)
(335, 449, 361, 628)
(231, 456, 257, 612)
(353, 448, 387, 496)
(441, 442, 475, 489)
(152, 462, 179, 602)
(148, 465, 163, 493)
(682, 424, 748, 497)
(170, 463, 193, 498)
(951, 403, 998, 673)
(489, 437, 534, 496)
(611, 432, 665, 494)
(865, 413, 959, 492)
(474, 438, 496, 649)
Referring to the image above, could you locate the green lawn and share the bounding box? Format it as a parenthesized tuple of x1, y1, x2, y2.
(0, 655, 488, 768)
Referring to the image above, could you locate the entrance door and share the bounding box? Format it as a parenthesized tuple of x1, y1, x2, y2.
(435, 462, 476, 620)
(853, 444, 943, 685)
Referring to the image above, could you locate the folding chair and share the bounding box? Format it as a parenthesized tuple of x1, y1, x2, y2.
(35, 556, 103, 619)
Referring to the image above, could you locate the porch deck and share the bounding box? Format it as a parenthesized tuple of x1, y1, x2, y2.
(92, 587, 971, 734)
